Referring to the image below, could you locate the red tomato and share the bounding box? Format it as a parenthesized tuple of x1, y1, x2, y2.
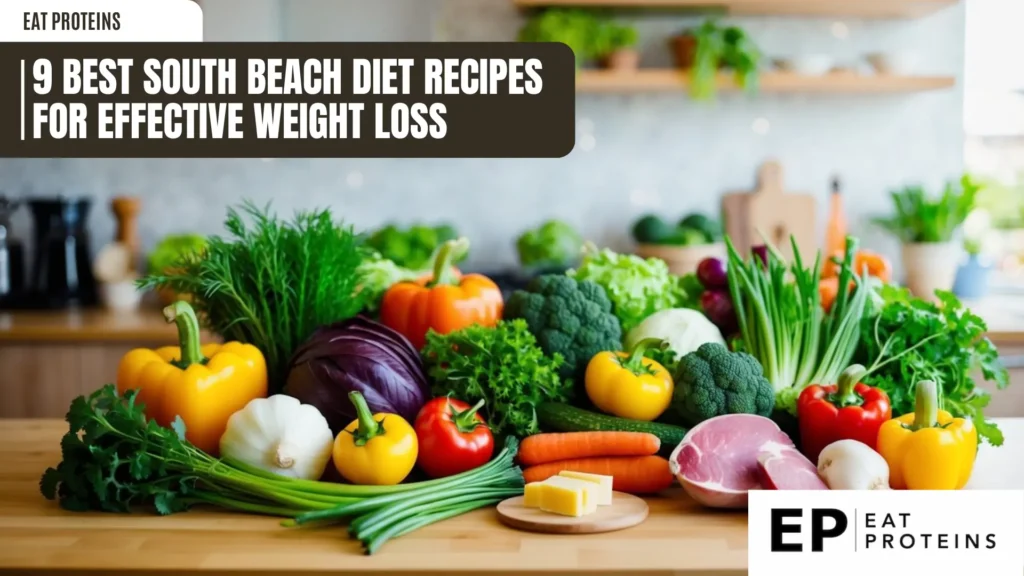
(413, 396, 494, 479)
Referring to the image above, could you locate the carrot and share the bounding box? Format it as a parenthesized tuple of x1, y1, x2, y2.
(819, 277, 840, 312)
(822, 250, 892, 283)
(518, 432, 661, 466)
(522, 456, 675, 494)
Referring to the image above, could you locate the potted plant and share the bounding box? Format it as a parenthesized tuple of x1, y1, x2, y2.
(669, 20, 761, 100)
(594, 21, 640, 71)
(953, 212, 994, 299)
(517, 9, 601, 69)
(873, 175, 980, 301)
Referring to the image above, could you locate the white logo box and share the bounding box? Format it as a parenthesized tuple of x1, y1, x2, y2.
(749, 490, 1024, 576)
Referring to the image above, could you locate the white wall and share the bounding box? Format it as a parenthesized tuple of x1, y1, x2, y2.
(0, 0, 967, 269)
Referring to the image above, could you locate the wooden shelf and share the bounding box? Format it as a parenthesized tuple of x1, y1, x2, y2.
(513, 0, 958, 19)
(576, 70, 956, 93)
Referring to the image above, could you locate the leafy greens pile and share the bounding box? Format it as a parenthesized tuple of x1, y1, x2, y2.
(568, 245, 694, 332)
(141, 201, 366, 392)
(421, 319, 570, 438)
(857, 286, 1008, 446)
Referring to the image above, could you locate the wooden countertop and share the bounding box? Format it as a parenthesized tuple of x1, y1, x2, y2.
(0, 419, 1021, 576)
(0, 307, 213, 344)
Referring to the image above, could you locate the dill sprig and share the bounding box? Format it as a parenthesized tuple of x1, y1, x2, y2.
(140, 200, 367, 392)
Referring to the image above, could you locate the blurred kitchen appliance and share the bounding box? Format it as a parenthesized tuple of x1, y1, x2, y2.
(27, 197, 97, 308)
(722, 160, 818, 263)
(0, 196, 26, 307)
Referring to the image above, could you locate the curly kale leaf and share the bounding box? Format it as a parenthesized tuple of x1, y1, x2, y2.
(421, 320, 570, 438)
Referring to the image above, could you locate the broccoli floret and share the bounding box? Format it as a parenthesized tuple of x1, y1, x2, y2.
(671, 342, 774, 426)
(504, 274, 622, 384)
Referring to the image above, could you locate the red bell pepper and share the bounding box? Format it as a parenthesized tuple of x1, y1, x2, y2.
(413, 395, 494, 479)
(797, 364, 892, 464)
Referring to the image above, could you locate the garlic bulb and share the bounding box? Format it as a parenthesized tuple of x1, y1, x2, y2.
(220, 395, 334, 481)
(817, 439, 890, 490)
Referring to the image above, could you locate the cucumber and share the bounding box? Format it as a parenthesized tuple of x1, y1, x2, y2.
(536, 403, 688, 454)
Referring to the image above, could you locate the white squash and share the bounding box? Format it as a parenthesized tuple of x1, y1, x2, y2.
(817, 439, 890, 490)
(624, 308, 725, 359)
(220, 395, 334, 481)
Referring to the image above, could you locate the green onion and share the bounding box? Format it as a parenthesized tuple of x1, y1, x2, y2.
(284, 437, 525, 554)
(726, 235, 871, 415)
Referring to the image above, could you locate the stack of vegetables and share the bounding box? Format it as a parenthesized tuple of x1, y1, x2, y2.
(36, 196, 1014, 554)
(632, 212, 721, 247)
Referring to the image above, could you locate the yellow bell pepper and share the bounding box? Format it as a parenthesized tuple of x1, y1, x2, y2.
(584, 339, 674, 422)
(877, 380, 978, 490)
(116, 301, 267, 456)
(333, 391, 418, 485)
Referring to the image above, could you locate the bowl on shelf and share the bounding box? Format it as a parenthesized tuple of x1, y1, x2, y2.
(785, 54, 835, 76)
(635, 243, 725, 276)
(866, 51, 919, 75)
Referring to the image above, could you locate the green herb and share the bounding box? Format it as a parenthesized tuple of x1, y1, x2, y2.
(726, 236, 870, 414)
(685, 20, 761, 101)
(421, 320, 570, 438)
(366, 223, 460, 270)
(568, 244, 690, 332)
(140, 201, 366, 392)
(518, 9, 636, 67)
(872, 175, 980, 243)
(518, 9, 602, 67)
(592, 20, 638, 58)
(857, 286, 1009, 446)
(41, 385, 523, 553)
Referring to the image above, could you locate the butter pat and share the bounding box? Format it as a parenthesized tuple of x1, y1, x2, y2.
(523, 482, 545, 508)
(558, 471, 614, 505)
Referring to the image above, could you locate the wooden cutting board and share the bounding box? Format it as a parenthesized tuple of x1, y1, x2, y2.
(496, 492, 649, 534)
(721, 160, 818, 263)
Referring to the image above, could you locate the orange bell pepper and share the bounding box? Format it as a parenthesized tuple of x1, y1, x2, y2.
(116, 301, 267, 455)
(822, 249, 892, 283)
(380, 237, 503, 349)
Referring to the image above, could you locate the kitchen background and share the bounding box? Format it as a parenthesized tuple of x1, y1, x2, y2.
(3, 0, 1019, 268)
(1, 0, 1023, 419)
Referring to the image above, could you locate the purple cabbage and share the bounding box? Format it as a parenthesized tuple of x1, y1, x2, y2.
(285, 316, 430, 435)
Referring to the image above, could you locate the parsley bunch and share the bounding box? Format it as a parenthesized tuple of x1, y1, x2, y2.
(422, 319, 570, 438)
(857, 287, 1009, 446)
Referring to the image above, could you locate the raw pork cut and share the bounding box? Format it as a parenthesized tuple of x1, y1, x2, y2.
(756, 443, 827, 490)
(669, 414, 795, 508)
